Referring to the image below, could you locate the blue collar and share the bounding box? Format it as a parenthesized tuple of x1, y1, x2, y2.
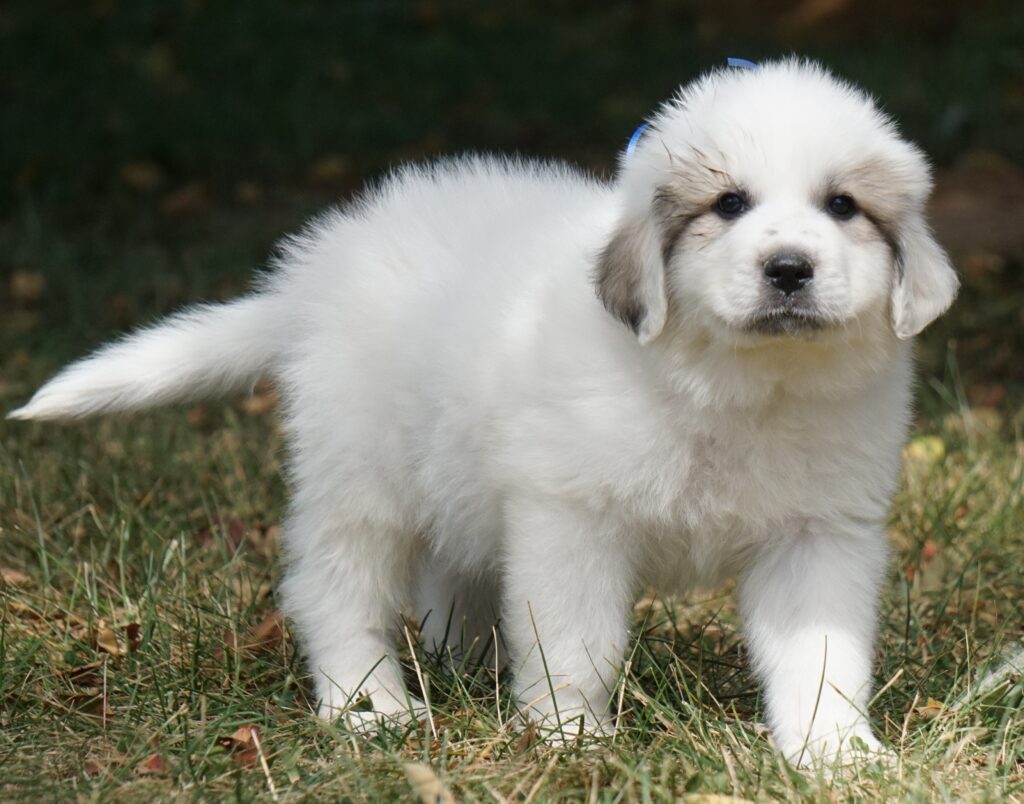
(625, 123, 650, 158)
(625, 57, 759, 158)
(727, 56, 759, 69)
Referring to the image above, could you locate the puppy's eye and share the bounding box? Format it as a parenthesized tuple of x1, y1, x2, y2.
(715, 192, 749, 219)
(827, 194, 857, 220)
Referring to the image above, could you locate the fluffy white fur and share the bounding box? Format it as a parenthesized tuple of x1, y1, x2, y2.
(10, 60, 958, 766)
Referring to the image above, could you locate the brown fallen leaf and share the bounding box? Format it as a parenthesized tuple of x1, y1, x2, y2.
(186, 405, 212, 429)
(126, 622, 142, 652)
(236, 180, 262, 204)
(0, 567, 31, 586)
(967, 383, 1007, 409)
(239, 387, 277, 416)
(6, 309, 39, 334)
(218, 725, 262, 768)
(219, 629, 242, 661)
(90, 0, 116, 19)
(324, 59, 352, 86)
(415, 1, 442, 27)
(246, 610, 286, 656)
(119, 161, 164, 190)
(246, 524, 282, 559)
(136, 752, 171, 775)
(66, 688, 112, 721)
(308, 155, 350, 184)
(961, 251, 1006, 280)
(66, 660, 104, 690)
(83, 749, 126, 774)
(914, 546, 951, 595)
(219, 610, 286, 662)
(512, 720, 540, 754)
(196, 515, 247, 552)
(160, 182, 208, 217)
(10, 271, 46, 304)
(105, 292, 137, 328)
(230, 575, 273, 607)
(94, 624, 125, 656)
(403, 762, 456, 804)
(913, 697, 946, 720)
(12, 348, 31, 370)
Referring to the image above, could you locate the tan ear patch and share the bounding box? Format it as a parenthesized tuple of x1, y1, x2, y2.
(594, 181, 707, 337)
(595, 220, 651, 334)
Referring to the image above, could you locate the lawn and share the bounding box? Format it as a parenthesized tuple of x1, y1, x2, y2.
(2, 2, 1023, 800)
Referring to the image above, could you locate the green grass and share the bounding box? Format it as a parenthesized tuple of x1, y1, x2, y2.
(2, 1, 1024, 800)
(1, 391, 1023, 800)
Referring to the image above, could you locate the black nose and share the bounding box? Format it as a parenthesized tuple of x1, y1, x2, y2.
(764, 252, 814, 296)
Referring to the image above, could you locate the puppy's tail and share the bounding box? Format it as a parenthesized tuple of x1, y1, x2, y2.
(8, 294, 281, 421)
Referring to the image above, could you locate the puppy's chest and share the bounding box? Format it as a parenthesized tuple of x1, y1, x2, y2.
(622, 421, 839, 586)
(631, 414, 839, 528)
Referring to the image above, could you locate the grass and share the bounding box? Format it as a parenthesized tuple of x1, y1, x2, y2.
(1, 388, 1023, 800)
(2, 1, 1024, 800)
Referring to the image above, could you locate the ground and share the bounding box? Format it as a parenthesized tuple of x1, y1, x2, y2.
(2, 2, 1023, 800)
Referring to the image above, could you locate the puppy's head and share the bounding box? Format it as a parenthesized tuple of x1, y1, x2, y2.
(596, 60, 958, 346)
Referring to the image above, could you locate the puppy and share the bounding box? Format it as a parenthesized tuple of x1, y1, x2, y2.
(11, 59, 957, 765)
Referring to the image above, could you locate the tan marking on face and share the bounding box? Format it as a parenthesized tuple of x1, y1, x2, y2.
(827, 157, 920, 222)
(823, 155, 936, 282)
(659, 144, 740, 210)
(652, 148, 743, 263)
(824, 156, 927, 268)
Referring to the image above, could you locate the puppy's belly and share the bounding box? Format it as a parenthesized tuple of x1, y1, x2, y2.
(419, 488, 504, 576)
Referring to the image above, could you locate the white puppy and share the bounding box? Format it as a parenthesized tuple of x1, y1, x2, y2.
(11, 59, 957, 765)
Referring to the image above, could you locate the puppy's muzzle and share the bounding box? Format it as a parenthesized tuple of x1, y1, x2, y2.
(764, 252, 814, 296)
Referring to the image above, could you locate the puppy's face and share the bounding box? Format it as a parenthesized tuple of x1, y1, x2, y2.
(597, 61, 958, 347)
(658, 146, 900, 341)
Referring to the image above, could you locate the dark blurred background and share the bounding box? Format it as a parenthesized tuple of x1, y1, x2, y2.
(2, 0, 1023, 410)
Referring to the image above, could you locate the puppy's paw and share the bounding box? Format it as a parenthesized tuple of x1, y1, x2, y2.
(521, 709, 615, 750)
(317, 693, 427, 736)
(339, 702, 427, 736)
(781, 727, 890, 770)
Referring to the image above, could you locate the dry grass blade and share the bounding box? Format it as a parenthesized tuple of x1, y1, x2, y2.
(403, 762, 456, 804)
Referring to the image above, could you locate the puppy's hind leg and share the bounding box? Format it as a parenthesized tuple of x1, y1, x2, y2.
(279, 498, 422, 730)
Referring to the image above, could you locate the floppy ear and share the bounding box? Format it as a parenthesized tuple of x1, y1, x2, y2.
(595, 206, 668, 344)
(890, 216, 959, 339)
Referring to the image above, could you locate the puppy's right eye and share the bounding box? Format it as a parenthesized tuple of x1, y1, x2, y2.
(715, 192, 749, 219)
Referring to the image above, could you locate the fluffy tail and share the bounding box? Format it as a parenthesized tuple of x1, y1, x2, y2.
(8, 294, 279, 421)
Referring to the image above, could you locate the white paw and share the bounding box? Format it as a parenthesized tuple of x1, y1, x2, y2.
(317, 687, 427, 735)
(522, 708, 615, 748)
(781, 727, 887, 769)
(338, 702, 427, 735)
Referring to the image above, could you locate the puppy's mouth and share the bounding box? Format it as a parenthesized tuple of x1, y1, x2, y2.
(744, 304, 835, 336)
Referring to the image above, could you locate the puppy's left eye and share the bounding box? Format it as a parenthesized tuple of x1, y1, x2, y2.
(827, 194, 858, 220)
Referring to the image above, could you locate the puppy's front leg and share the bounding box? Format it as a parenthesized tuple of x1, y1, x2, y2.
(503, 496, 634, 739)
(738, 520, 888, 766)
